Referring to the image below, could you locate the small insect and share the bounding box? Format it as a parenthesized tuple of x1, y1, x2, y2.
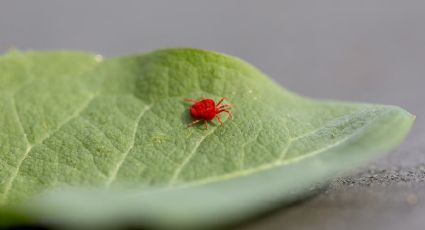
(185, 97, 233, 130)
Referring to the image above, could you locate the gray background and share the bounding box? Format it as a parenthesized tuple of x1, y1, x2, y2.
(1, 1, 424, 229)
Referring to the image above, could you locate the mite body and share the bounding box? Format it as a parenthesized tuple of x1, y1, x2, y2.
(185, 97, 232, 129)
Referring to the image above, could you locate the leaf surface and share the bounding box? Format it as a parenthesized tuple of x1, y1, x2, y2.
(0, 49, 414, 229)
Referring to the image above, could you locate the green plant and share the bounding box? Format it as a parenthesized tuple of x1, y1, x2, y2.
(0, 48, 414, 229)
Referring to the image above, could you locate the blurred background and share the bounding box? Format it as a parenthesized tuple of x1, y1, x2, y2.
(1, 1, 424, 229)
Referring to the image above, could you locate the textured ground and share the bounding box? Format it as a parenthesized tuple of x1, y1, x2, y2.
(1, 1, 424, 229)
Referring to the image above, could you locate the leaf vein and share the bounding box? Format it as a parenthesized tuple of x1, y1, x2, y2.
(1, 94, 97, 203)
(168, 126, 218, 185)
(105, 104, 153, 187)
(79, 117, 122, 152)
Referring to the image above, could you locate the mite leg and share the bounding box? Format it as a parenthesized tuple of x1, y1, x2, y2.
(216, 97, 228, 106)
(187, 119, 202, 128)
(204, 120, 209, 130)
(184, 98, 198, 104)
(218, 104, 232, 109)
(218, 109, 233, 119)
(216, 115, 224, 126)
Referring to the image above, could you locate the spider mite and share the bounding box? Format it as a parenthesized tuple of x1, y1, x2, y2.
(184, 97, 233, 130)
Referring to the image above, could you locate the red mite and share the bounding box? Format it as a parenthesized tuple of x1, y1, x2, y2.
(185, 97, 233, 129)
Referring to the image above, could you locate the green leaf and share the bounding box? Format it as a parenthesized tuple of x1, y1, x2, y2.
(0, 48, 414, 229)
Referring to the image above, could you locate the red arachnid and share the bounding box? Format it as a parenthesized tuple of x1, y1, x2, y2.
(185, 97, 233, 129)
